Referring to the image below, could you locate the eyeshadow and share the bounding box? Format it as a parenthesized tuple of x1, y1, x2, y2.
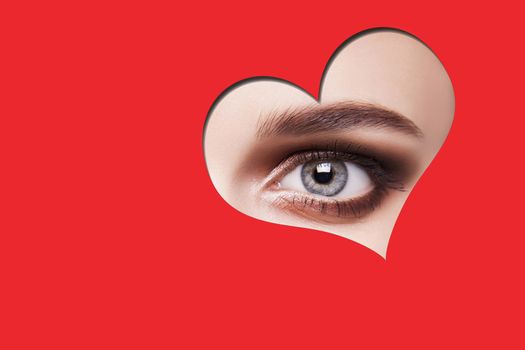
(239, 134, 419, 183)
(236, 133, 420, 223)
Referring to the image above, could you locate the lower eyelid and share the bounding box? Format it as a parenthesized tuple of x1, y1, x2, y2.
(261, 188, 387, 223)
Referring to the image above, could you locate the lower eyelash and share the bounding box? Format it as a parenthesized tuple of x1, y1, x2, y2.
(269, 185, 388, 222)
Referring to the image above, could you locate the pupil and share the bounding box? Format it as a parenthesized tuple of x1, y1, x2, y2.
(314, 163, 334, 184)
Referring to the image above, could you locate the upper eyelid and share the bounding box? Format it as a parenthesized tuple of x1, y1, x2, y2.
(256, 101, 423, 139)
(236, 133, 420, 195)
(263, 139, 406, 178)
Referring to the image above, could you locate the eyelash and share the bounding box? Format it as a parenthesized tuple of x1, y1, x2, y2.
(261, 142, 406, 221)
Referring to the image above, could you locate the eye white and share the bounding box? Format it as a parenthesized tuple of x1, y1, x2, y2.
(279, 161, 373, 198)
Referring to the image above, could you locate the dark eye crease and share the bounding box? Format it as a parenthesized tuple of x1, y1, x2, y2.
(256, 101, 423, 139)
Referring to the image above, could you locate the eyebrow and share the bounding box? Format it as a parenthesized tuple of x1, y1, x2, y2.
(256, 101, 423, 139)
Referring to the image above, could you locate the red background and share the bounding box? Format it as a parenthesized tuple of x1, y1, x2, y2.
(1, 1, 523, 348)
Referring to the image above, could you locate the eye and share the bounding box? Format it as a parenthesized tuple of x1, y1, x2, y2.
(260, 148, 405, 221)
(279, 160, 374, 198)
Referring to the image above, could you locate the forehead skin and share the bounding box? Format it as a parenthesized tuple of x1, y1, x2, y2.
(321, 30, 455, 159)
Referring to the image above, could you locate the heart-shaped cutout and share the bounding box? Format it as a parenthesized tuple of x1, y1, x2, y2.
(203, 28, 454, 258)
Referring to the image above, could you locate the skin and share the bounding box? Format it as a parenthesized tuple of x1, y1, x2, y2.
(204, 30, 454, 258)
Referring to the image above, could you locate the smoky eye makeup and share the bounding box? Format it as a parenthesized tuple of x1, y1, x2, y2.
(241, 138, 419, 223)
